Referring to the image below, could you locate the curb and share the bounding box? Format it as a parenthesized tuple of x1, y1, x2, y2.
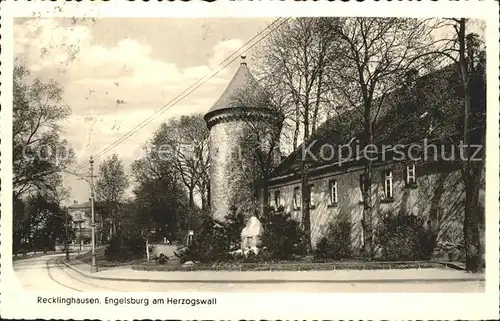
(62, 259, 485, 284)
(433, 261, 466, 271)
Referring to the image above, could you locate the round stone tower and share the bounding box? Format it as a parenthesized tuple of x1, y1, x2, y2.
(204, 57, 279, 223)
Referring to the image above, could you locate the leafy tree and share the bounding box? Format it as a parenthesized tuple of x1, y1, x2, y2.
(13, 63, 75, 198)
(13, 193, 72, 254)
(132, 173, 191, 240)
(95, 154, 129, 240)
(12, 62, 74, 252)
(131, 122, 199, 238)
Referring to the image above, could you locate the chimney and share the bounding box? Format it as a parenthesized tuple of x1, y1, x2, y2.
(73, 200, 78, 205)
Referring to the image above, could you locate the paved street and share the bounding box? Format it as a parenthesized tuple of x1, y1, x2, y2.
(13, 254, 485, 293)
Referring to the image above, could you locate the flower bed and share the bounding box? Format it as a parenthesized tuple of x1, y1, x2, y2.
(132, 260, 444, 272)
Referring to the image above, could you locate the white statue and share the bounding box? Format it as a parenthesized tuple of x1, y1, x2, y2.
(240, 216, 263, 250)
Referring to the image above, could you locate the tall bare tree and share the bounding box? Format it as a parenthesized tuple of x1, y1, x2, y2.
(174, 115, 210, 211)
(324, 17, 437, 259)
(152, 115, 210, 213)
(258, 18, 337, 253)
(425, 19, 486, 272)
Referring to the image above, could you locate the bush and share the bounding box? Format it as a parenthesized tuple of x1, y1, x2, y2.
(104, 234, 145, 262)
(260, 212, 307, 260)
(314, 213, 352, 261)
(76, 235, 92, 245)
(178, 217, 231, 264)
(225, 208, 246, 250)
(376, 212, 436, 261)
(179, 209, 308, 263)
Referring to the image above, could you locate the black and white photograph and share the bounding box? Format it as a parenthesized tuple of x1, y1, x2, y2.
(1, 1, 498, 320)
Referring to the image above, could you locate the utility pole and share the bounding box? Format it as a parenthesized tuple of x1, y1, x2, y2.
(90, 156, 98, 273)
(79, 222, 82, 253)
(65, 209, 70, 261)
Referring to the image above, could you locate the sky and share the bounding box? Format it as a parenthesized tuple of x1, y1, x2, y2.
(14, 17, 272, 205)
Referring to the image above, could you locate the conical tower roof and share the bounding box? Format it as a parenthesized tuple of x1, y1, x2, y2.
(206, 57, 267, 116)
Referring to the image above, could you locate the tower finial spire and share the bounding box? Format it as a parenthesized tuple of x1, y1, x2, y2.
(241, 54, 247, 64)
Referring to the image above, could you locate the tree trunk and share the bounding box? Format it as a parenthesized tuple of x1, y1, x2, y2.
(188, 187, 195, 209)
(311, 69, 324, 135)
(300, 164, 312, 254)
(464, 181, 481, 271)
(201, 190, 207, 211)
(207, 179, 211, 208)
(457, 18, 482, 272)
(361, 164, 373, 259)
(293, 102, 300, 149)
(361, 111, 374, 260)
(261, 182, 269, 218)
(301, 103, 312, 254)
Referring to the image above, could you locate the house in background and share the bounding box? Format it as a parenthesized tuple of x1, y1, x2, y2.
(67, 200, 92, 244)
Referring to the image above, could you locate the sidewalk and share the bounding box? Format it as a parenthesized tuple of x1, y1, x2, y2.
(63, 259, 485, 283)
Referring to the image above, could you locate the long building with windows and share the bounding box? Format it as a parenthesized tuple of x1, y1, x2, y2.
(265, 64, 485, 255)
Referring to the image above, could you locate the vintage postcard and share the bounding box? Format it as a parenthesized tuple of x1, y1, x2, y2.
(1, 0, 498, 320)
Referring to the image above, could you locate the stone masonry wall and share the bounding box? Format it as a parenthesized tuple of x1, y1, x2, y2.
(209, 120, 255, 222)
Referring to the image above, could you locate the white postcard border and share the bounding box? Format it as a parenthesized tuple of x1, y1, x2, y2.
(1, 1, 498, 320)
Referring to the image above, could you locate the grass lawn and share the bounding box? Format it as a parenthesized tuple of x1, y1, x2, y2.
(75, 246, 145, 267)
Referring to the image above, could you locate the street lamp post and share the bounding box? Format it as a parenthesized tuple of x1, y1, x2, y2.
(90, 156, 98, 273)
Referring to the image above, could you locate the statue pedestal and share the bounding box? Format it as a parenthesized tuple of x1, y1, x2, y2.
(240, 216, 263, 250)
